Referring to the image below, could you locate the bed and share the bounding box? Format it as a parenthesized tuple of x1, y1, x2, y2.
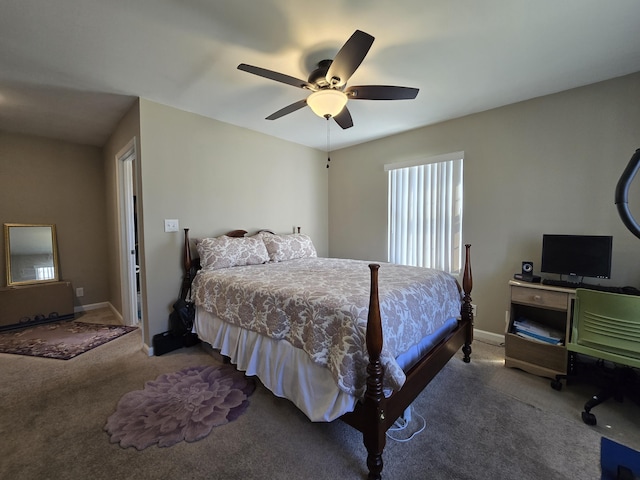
(181, 228, 473, 480)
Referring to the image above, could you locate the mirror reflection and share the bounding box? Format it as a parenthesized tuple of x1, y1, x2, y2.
(4, 224, 59, 286)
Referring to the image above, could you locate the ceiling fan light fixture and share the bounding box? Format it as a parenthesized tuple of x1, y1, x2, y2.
(307, 89, 348, 118)
(239, 30, 418, 128)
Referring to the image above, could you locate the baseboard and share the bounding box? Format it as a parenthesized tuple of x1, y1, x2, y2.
(74, 302, 123, 322)
(74, 301, 109, 313)
(142, 328, 503, 358)
(107, 303, 124, 322)
(127, 325, 503, 358)
(474, 328, 504, 346)
(73, 301, 150, 354)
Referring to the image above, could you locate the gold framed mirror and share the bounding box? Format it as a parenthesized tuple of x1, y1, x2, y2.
(4, 223, 60, 286)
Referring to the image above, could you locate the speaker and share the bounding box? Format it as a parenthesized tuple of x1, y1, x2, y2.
(514, 261, 541, 283)
(522, 261, 534, 278)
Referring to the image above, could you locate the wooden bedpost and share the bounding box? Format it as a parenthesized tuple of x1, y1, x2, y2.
(179, 228, 193, 301)
(363, 263, 385, 480)
(461, 244, 473, 363)
(366, 264, 383, 401)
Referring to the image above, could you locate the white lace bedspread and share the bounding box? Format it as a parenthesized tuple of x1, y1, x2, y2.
(191, 257, 462, 398)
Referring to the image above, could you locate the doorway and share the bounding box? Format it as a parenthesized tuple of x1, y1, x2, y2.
(116, 139, 141, 327)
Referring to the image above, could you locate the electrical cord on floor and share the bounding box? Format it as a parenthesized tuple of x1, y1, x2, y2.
(385, 406, 427, 443)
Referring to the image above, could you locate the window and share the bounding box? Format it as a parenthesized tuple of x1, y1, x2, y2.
(386, 152, 464, 274)
(35, 265, 55, 280)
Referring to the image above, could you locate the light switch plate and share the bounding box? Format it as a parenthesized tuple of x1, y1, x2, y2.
(164, 219, 179, 232)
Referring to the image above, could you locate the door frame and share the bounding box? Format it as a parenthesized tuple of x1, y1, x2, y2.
(116, 138, 140, 327)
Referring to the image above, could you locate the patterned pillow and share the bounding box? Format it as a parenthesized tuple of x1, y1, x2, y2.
(260, 233, 317, 262)
(196, 235, 269, 270)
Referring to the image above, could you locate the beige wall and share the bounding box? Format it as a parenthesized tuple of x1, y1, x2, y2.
(102, 101, 141, 318)
(137, 99, 327, 346)
(329, 72, 640, 336)
(5, 71, 637, 346)
(0, 131, 109, 306)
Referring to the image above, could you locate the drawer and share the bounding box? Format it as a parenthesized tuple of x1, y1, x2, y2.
(505, 333, 567, 374)
(511, 286, 568, 311)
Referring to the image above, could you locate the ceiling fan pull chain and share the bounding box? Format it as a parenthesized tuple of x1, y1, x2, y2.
(326, 118, 331, 169)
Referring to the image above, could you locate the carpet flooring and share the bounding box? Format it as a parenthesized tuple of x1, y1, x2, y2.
(0, 319, 137, 359)
(1, 307, 639, 479)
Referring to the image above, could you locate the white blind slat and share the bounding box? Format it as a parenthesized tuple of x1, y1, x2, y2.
(388, 155, 463, 273)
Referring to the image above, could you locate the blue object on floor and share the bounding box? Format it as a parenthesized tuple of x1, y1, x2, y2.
(601, 437, 640, 480)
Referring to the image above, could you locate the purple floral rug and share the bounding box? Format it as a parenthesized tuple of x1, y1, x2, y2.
(104, 364, 255, 450)
(0, 321, 137, 360)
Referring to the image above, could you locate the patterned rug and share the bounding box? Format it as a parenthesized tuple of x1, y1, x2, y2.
(104, 364, 255, 450)
(0, 320, 137, 360)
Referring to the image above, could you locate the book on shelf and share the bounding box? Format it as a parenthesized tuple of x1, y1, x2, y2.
(513, 318, 564, 345)
(515, 330, 563, 345)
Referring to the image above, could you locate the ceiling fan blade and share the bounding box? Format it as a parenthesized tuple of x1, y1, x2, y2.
(345, 85, 419, 100)
(326, 30, 374, 87)
(333, 107, 353, 129)
(238, 64, 313, 90)
(265, 99, 308, 120)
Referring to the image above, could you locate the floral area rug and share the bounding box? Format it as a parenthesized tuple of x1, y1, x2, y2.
(0, 320, 137, 360)
(104, 364, 255, 450)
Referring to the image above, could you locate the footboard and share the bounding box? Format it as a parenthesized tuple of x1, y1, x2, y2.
(342, 245, 473, 480)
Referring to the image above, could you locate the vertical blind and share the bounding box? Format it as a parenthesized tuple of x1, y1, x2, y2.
(386, 153, 463, 273)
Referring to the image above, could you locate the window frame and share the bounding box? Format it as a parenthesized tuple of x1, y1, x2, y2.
(385, 151, 464, 274)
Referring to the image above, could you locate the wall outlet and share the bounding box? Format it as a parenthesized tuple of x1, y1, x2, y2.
(471, 303, 477, 317)
(76, 287, 84, 297)
(164, 219, 179, 232)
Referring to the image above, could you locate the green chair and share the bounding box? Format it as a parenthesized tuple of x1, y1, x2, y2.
(563, 288, 640, 425)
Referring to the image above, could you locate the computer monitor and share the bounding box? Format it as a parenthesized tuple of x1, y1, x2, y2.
(541, 234, 613, 280)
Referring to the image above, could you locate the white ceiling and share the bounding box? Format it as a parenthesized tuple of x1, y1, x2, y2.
(1, 0, 640, 150)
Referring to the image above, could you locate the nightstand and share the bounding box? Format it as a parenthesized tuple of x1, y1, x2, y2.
(505, 280, 575, 379)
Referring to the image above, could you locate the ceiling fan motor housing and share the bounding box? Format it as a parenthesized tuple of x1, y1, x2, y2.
(308, 59, 333, 88)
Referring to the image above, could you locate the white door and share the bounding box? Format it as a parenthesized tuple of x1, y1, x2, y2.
(117, 139, 140, 327)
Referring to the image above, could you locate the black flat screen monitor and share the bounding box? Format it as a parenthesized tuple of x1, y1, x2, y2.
(541, 234, 613, 279)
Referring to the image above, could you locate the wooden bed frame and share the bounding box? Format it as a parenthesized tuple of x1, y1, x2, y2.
(181, 229, 473, 480)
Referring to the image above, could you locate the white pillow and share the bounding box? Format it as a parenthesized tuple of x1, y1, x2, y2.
(196, 235, 269, 270)
(260, 233, 317, 262)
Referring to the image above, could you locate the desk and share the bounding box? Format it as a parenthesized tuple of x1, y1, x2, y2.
(505, 280, 575, 379)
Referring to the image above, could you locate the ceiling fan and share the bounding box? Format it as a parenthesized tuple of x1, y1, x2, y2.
(237, 30, 419, 129)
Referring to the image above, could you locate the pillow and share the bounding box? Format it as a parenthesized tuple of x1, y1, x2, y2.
(196, 235, 269, 270)
(261, 233, 317, 262)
